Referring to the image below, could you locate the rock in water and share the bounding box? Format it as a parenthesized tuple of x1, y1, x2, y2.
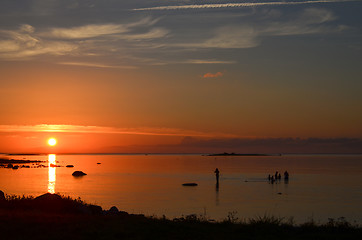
(72, 171, 87, 177)
(182, 183, 198, 186)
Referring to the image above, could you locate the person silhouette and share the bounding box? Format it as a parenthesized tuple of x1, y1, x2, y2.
(284, 171, 289, 180)
(214, 168, 220, 184)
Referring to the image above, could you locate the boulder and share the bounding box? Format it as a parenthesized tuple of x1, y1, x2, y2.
(0, 190, 5, 201)
(109, 206, 119, 214)
(72, 171, 87, 177)
(7, 163, 13, 168)
(35, 193, 62, 201)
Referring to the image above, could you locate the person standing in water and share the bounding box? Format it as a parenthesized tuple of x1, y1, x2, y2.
(214, 168, 220, 184)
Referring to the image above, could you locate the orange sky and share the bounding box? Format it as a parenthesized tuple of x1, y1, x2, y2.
(1, 1, 362, 153)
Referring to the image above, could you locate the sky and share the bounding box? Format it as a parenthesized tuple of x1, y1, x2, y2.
(0, 0, 362, 153)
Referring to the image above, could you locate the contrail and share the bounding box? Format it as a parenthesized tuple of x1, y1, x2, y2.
(133, 0, 356, 11)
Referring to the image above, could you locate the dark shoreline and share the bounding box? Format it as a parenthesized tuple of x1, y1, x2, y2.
(0, 192, 361, 240)
(0, 159, 43, 164)
(207, 153, 281, 156)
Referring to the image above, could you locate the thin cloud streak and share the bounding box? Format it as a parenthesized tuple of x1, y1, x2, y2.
(0, 124, 238, 138)
(58, 62, 137, 69)
(133, 0, 356, 11)
(186, 59, 236, 64)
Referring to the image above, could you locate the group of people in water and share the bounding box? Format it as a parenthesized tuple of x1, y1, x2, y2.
(214, 168, 289, 184)
(268, 171, 289, 183)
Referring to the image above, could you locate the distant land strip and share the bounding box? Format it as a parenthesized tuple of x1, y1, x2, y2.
(207, 153, 282, 156)
(0, 159, 42, 164)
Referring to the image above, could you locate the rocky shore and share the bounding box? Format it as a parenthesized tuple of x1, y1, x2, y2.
(0, 191, 361, 240)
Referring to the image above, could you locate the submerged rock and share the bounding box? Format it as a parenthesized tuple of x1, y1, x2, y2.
(72, 171, 87, 177)
(182, 183, 198, 186)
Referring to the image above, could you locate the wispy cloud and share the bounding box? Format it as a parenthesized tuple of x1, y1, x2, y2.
(0, 18, 167, 62)
(0, 24, 77, 59)
(0, 124, 238, 138)
(186, 59, 236, 64)
(133, 0, 356, 11)
(44, 18, 162, 40)
(47, 24, 129, 39)
(174, 7, 342, 49)
(179, 136, 362, 154)
(203, 72, 223, 78)
(58, 62, 137, 69)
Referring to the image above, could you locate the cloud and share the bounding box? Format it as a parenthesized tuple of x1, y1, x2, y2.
(0, 18, 166, 61)
(0, 124, 237, 138)
(58, 62, 137, 69)
(0, 40, 20, 52)
(47, 24, 129, 39)
(174, 7, 341, 49)
(133, 0, 356, 11)
(203, 72, 223, 78)
(44, 18, 161, 39)
(186, 59, 236, 64)
(116, 28, 169, 40)
(179, 137, 362, 154)
(0, 25, 77, 59)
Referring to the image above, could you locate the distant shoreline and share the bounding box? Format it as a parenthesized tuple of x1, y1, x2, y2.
(2, 152, 362, 156)
(0, 159, 43, 164)
(207, 153, 281, 156)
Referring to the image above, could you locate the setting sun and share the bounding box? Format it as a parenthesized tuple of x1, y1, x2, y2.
(48, 138, 57, 146)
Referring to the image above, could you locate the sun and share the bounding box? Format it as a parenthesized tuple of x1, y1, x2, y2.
(48, 138, 57, 146)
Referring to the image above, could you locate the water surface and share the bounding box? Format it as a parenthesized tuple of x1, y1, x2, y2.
(1, 154, 361, 223)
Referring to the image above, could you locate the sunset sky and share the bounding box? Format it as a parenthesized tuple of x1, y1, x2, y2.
(1, 0, 362, 153)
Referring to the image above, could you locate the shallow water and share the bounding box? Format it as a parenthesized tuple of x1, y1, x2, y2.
(1, 154, 362, 223)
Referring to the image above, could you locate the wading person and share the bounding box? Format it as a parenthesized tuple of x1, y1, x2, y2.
(214, 168, 220, 184)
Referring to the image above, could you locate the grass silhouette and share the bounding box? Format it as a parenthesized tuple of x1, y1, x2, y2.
(0, 193, 361, 239)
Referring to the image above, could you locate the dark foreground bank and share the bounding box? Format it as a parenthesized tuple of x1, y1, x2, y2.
(0, 192, 361, 240)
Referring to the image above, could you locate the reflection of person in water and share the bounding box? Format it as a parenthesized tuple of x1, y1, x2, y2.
(214, 168, 220, 184)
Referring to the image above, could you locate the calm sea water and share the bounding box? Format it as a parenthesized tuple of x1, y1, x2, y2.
(1, 154, 362, 223)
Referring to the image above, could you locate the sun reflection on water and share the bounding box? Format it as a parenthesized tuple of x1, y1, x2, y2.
(48, 154, 56, 194)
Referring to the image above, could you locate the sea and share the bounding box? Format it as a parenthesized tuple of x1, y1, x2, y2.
(1, 153, 361, 224)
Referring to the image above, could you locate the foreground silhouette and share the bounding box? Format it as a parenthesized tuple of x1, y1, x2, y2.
(0, 191, 361, 240)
